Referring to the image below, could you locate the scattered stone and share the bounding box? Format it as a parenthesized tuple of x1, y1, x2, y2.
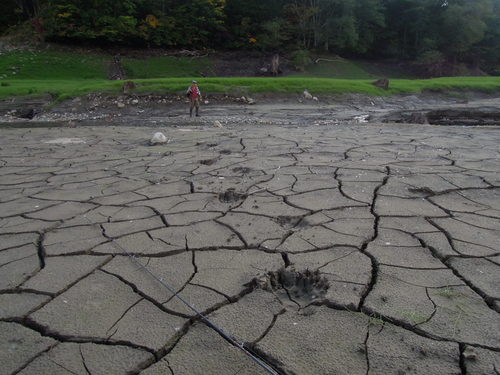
(463, 347, 477, 360)
(131, 99, 139, 105)
(117, 102, 125, 108)
(149, 132, 168, 145)
(214, 120, 224, 128)
(303, 89, 313, 99)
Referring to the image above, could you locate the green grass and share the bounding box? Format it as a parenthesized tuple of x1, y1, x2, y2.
(121, 56, 214, 78)
(1, 49, 499, 101)
(1, 76, 499, 102)
(0, 50, 108, 80)
(295, 58, 417, 79)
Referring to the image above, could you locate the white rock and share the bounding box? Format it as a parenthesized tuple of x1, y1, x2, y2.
(303, 89, 313, 99)
(131, 99, 139, 105)
(204, 100, 209, 104)
(214, 120, 224, 128)
(44, 138, 86, 145)
(312, 96, 318, 101)
(150, 132, 168, 145)
(117, 102, 125, 108)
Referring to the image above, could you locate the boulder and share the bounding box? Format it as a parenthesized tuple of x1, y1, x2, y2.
(122, 81, 136, 94)
(150, 132, 168, 145)
(303, 89, 313, 100)
(372, 78, 390, 90)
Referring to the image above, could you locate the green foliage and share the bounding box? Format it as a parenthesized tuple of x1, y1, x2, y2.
(291, 50, 312, 72)
(2, 0, 498, 74)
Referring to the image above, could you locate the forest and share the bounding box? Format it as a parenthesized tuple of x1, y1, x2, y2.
(2, 0, 499, 74)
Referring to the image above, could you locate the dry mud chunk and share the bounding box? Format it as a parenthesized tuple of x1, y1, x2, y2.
(0, 322, 56, 375)
(141, 323, 267, 375)
(192, 250, 284, 296)
(92, 232, 175, 255)
(102, 251, 194, 303)
(340, 181, 379, 203)
(102, 216, 164, 238)
(432, 217, 500, 256)
(291, 174, 339, 192)
(34, 187, 104, 201)
(364, 266, 463, 326)
(279, 219, 373, 252)
(256, 307, 368, 375)
(208, 290, 283, 342)
(22, 255, 110, 294)
(448, 257, 500, 301)
(192, 174, 270, 194)
(367, 243, 445, 269)
(43, 225, 108, 255)
(151, 221, 244, 249)
(235, 194, 309, 217)
(30, 271, 185, 350)
(463, 346, 500, 375)
(375, 196, 447, 217)
(287, 248, 371, 308)
(415, 232, 459, 258)
(92, 191, 145, 205)
(164, 211, 222, 226)
(379, 216, 438, 234)
(0, 244, 40, 289)
(287, 188, 367, 211)
(0, 197, 57, 218)
(0, 216, 55, 234)
(422, 286, 500, 347)
(136, 181, 191, 198)
(18, 342, 153, 375)
(429, 191, 490, 213)
(163, 283, 227, 316)
(217, 212, 287, 247)
(0, 232, 38, 251)
(368, 323, 460, 375)
(26, 201, 96, 221)
(0, 293, 50, 319)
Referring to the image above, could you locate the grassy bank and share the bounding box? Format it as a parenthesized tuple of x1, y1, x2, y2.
(1, 50, 499, 101)
(1, 76, 499, 102)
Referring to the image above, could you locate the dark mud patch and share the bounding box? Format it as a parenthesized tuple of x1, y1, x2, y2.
(199, 158, 218, 166)
(276, 215, 301, 228)
(374, 106, 500, 126)
(218, 188, 247, 203)
(232, 166, 253, 174)
(254, 267, 330, 302)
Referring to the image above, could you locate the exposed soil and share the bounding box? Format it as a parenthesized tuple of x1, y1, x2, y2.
(0, 91, 499, 128)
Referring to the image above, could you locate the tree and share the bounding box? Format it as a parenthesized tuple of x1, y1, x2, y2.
(437, 0, 493, 60)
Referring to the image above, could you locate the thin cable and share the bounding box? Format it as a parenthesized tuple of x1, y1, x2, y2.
(108, 238, 280, 375)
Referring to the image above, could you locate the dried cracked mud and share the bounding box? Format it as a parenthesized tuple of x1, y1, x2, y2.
(0, 122, 499, 375)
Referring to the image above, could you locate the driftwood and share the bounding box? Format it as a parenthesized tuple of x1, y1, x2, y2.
(314, 57, 344, 64)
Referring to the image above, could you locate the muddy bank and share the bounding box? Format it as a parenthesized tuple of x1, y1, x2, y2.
(0, 91, 499, 128)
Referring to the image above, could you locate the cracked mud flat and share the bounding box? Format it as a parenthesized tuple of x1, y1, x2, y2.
(0, 121, 499, 375)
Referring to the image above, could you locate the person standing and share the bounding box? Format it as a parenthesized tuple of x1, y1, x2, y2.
(186, 80, 202, 117)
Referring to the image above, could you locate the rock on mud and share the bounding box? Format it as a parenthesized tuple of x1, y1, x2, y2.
(150, 132, 168, 145)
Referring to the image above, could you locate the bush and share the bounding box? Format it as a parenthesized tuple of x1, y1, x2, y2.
(291, 50, 312, 72)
